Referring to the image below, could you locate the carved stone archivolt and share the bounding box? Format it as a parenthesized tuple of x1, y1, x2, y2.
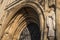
(0, 0, 45, 40)
(0, 0, 46, 40)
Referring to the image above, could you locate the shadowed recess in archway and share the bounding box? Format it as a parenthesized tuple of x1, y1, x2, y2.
(16, 7, 41, 40)
(20, 23, 41, 40)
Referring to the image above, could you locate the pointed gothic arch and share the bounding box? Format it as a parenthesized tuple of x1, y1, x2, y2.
(0, 1, 45, 40)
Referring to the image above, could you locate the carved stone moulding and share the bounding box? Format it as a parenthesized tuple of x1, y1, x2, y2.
(0, 0, 45, 40)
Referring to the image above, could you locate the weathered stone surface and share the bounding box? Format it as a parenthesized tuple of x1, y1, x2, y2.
(0, 0, 59, 40)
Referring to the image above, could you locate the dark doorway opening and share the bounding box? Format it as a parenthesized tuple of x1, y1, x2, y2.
(20, 23, 41, 40)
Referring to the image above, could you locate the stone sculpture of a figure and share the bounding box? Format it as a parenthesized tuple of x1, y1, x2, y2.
(46, 5, 55, 40)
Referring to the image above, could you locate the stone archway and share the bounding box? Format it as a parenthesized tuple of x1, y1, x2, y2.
(0, 1, 45, 40)
(12, 7, 41, 40)
(19, 7, 41, 40)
